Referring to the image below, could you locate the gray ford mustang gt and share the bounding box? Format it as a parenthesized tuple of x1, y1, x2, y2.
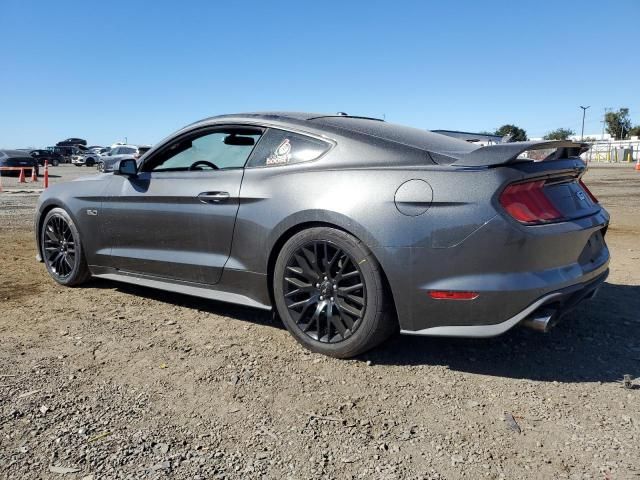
(35, 112, 610, 358)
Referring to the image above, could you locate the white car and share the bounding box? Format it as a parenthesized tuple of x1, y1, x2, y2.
(96, 145, 149, 172)
(71, 151, 100, 167)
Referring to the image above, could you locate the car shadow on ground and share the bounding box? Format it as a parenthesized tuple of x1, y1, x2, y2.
(87, 278, 281, 330)
(369, 282, 640, 383)
(90, 279, 638, 384)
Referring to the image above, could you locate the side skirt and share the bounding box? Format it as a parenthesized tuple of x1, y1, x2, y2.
(90, 267, 272, 311)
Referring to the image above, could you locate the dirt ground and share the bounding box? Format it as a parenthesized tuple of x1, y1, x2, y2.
(1, 165, 639, 479)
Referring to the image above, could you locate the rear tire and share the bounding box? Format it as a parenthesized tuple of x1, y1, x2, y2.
(273, 227, 396, 358)
(41, 208, 91, 286)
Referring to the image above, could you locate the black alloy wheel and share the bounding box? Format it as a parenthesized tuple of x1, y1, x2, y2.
(283, 240, 366, 343)
(43, 214, 76, 279)
(274, 227, 396, 358)
(41, 208, 90, 286)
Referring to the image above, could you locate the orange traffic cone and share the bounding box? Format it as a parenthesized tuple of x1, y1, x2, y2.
(30, 166, 37, 182)
(43, 160, 49, 188)
(635, 158, 640, 171)
(18, 168, 26, 183)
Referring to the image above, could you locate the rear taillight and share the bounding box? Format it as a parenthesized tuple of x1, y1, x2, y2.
(578, 179, 598, 203)
(499, 180, 563, 224)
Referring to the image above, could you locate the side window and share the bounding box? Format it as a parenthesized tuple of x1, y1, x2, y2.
(143, 129, 262, 173)
(246, 129, 331, 167)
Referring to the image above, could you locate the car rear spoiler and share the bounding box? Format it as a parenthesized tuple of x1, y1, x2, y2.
(443, 141, 588, 167)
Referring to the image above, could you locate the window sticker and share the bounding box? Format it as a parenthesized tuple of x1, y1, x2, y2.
(266, 139, 292, 165)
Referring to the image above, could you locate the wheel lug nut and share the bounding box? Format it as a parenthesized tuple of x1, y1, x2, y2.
(324, 276, 327, 280)
(319, 296, 324, 300)
(330, 297, 334, 301)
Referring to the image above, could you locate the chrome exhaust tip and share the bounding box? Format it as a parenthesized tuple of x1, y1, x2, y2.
(521, 310, 555, 333)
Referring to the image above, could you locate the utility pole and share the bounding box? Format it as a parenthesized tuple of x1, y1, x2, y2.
(579, 106, 590, 141)
(601, 107, 610, 141)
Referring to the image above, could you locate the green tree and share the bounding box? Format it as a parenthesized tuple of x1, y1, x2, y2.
(629, 125, 640, 138)
(605, 108, 632, 140)
(543, 128, 575, 140)
(495, 124, 528, 142)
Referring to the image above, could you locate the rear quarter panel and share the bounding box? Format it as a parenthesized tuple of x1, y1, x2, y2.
(230, 141, 513, 324)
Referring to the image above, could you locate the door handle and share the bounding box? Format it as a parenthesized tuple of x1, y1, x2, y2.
(198, 191, 230, 203)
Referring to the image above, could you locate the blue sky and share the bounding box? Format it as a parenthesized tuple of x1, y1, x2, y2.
(1, 0, 638, 148)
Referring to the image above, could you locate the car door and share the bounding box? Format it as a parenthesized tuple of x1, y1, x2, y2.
(102, 126, 262, 285)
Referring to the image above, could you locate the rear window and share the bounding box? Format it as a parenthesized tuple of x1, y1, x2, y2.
(246, 129, 331, 168)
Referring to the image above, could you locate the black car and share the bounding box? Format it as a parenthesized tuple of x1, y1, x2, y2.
(0, 150, 39, 177)
(56, 138, 87, 147)
(48, 146, 80, 163)
(30, 149, 63, 167)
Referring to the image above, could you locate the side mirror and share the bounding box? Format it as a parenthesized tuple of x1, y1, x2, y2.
(116, 158, 137, 176)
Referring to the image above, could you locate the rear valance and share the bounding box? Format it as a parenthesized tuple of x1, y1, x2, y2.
(450, 140, 588, 167)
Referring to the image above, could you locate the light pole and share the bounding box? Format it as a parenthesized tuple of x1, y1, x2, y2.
(600, 107, 610, 141)
(579, 105, 590, 141)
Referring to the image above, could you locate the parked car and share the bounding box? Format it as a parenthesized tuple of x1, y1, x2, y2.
(48, 146, 79, 163)
(56, 138, 87, 147)
(71, 151, 100, 167)
(30, 149, 63, 167)
(35, 112, 609, 358)
(0, 149, 39, 176)
(96, 145, 148, 172)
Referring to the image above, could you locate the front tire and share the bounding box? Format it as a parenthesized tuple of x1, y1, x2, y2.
(273, 227, 396, 358)
(41, 208, 91, 286)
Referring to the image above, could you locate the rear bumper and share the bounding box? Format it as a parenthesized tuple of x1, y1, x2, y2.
(401, 269, 608, 337)
(375, 206, 610, 334)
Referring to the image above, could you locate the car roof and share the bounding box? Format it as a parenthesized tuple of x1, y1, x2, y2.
(0, 149, 34, 158)
(199, 111, 382, 123)
(191, 112, 476, 156)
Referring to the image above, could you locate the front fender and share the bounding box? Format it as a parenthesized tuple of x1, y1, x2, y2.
(34, 177, 113, 267)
